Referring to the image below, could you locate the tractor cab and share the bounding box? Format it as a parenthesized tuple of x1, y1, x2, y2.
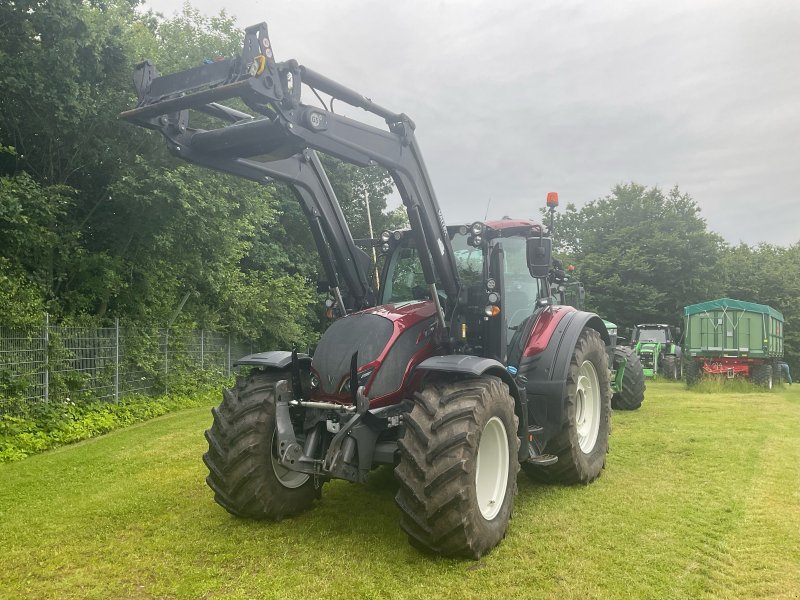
(631, 324, 676, 345)
(377, 219, 550, 364)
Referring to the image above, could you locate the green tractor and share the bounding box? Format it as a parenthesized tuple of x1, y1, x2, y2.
(604, 320, 646, 411)
(631, 324, 682, 380)
(559, 281, 645, 410)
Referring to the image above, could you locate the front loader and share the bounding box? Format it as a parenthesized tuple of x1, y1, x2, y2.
(123, 22, 614, 559)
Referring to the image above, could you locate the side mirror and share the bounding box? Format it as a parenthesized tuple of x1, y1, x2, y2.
(527, 236, 552, 278)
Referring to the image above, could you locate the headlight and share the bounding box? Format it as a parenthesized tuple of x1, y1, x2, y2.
(340, 368, 374, 393)
(359, 369, 374, 387)
(310, 374, 320, 389)
(470, 221, 484, 236)
(380, 230, 391, 243)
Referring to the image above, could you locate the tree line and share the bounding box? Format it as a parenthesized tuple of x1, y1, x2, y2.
(550, 183, 799, 370)
(0, 1, 402, 349)
(1, 1, 797, 370)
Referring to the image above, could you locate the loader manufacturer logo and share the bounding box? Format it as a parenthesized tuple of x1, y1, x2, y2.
(308, 111, 327, 130)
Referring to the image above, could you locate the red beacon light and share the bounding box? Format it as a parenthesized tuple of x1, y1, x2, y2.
(546, 192, 559, 207)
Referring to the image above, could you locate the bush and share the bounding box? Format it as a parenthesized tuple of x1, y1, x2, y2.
(0, 389, 220, 462)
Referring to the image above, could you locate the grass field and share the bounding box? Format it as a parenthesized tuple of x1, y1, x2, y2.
(1, 382, 798, 599)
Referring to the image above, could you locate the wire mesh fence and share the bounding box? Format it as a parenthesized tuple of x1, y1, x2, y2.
(0, 316, 254, 415)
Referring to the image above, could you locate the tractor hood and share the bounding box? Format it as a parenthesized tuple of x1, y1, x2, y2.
(311, 301, 438, 403)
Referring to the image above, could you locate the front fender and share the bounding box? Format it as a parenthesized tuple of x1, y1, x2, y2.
(417, 354, 527, 460)
(234, 350, 311, 370)
(416, 355, 520, 402)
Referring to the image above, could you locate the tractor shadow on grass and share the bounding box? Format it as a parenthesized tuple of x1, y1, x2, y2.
(204, 464, 569, 566)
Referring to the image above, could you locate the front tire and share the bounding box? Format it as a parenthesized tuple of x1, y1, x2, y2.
(662, 355, 680, 380)
(524, 327, 612, 484)
(394, 376, 519, 558)
(203, 370, 318, 520)
(611, 346, 646, 411)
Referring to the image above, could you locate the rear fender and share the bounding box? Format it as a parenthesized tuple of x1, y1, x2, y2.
(516, 310, 609, 451)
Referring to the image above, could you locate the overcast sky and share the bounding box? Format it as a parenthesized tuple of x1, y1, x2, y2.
(144, 0, 800, 246)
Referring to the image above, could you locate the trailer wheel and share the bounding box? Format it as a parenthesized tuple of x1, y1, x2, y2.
(394, 376, 519, 558)
(773, 362, 783, 385)
(684, 358, 701, 386)
(611, 346, 646, 411)
(203, 370, 318, 520)
(662, 355, 680, 380)
(523, 327, 611, 484)
(751, 364, 773, 389)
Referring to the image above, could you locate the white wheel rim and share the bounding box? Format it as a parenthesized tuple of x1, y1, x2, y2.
(271, 431, 309, 489)
(475, 416, 510, 521)
(575, 360, 601, 454)
(768, 374, 773, 390)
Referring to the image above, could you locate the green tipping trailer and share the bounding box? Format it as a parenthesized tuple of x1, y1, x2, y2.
(683, 297, 784, 387)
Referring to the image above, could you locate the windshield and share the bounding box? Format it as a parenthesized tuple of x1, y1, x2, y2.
(637, 328, 667, 343)
(382, 232, 483, 304)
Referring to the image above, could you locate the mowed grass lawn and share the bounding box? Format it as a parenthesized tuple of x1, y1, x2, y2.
(1, 382, 799, 599)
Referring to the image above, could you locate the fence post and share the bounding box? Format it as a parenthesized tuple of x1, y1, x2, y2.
(200, 328, 204, 370)
(114, 317, 120, 403)
(164, 329, 169, 395)
(43, 312, 50, 402)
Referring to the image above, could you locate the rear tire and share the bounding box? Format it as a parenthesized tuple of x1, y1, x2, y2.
(203, 370, 318, 520)
(684, 359, 701, 385)
(394, 376, 519, 558)
(523, 328, 611, 484)
(611, 346, 646, 411)
(662, 355, 679, 380)
(751, 364, 773, 389)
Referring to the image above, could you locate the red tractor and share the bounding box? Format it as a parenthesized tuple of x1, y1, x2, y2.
(123, 22, 613, 558)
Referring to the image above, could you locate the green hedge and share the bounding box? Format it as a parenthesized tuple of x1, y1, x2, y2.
(0, 390, 220, 462)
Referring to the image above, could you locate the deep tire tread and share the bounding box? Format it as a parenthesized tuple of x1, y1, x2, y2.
(611, 346, 646, 411)
(394, 376, 520, 558)
(203, 371, 318, 521)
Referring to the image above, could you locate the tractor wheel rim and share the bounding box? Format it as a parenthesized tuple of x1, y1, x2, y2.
(271, 431, 310, 489)
(575, 359, 601, 453)
(475, 416, 510, 521)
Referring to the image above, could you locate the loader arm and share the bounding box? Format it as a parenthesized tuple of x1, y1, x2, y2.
(120, 22, 461, 322)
